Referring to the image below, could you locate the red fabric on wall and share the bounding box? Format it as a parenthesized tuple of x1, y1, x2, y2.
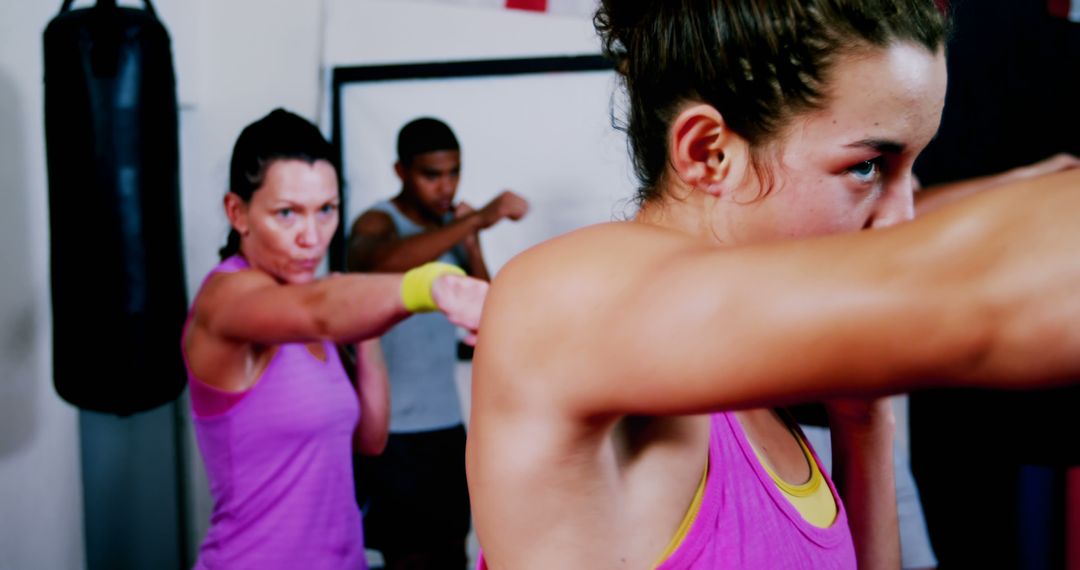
(1047, 0, 1070, 19)
(506, 0, 547, 11)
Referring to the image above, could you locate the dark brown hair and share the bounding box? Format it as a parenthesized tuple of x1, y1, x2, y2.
(220, 108, 338, 260)
(595, 0, 949, 203)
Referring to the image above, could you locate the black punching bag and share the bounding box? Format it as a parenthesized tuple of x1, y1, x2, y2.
(43, 0, 187, 415)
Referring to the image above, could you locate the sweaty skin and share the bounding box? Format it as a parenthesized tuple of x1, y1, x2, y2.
(467, 40, 1080, 570)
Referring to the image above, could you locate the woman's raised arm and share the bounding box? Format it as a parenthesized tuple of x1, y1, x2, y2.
(475, 169, 1080, 418)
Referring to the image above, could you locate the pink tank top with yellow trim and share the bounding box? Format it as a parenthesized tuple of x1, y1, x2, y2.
(476, 412, 855, 569)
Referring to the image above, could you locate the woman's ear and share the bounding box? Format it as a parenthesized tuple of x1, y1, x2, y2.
(224, 193, 250, 236)
(669, 104, 747, 197)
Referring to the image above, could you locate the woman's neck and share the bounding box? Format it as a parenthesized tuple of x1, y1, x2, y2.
(635, 188, 736, 246)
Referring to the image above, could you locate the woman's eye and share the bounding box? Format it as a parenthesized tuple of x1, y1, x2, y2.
(277, 208, 294, 218)
(319, 204, 338, 215)
(849, 159, 880, 183)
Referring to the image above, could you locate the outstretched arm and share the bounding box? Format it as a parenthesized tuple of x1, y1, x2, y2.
(187, 265, 486, 394)
(477, 169, 1080, 418)
(348, 210, 483, 272)
(831, 155, 1080, 567)
(194, 266, 486, 347)
(195, 270, 409, 346)
(915, 153, 1079, 216)
(348, 191, 528, 274)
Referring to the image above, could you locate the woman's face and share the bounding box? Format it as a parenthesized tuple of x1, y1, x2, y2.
(727, 42, 947, 243)
(230, 159, 339, 284)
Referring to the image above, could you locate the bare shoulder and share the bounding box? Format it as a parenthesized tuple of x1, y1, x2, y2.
(474, 222, 697, 409)
(489, 221, 694, 305)
(483, 223, 684, 335)
(350, 208, 395, 238)
(184, 268, 280, 387)
(190, 268, 278, 335)
(348, 210, 398, 271)
(186, 269, 274, 356)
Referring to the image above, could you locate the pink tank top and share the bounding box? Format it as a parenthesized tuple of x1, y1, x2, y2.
(654, 412, 855, 569)
(477, 412, 855, 570)
(184, 256, 365, 570)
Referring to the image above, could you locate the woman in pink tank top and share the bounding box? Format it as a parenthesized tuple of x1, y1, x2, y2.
(467, 1, 1080, 569)
(182, 109, 488, 569)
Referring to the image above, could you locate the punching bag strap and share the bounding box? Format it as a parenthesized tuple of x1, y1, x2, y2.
(58, 0, 159, 18)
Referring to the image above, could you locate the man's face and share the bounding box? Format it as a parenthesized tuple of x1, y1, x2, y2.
(397, 150, 461, 217)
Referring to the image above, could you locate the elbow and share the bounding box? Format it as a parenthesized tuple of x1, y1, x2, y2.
(363, 438, 389, 456)
(353, 408, 390, 456)
(312, 315, 335, 341)
(355, 430, 389, 456)
(303, 284, 331, 336)
(306, 284, 347, 342)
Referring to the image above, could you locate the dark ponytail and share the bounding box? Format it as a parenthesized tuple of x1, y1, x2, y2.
(218, 229, 242, 260)
(219, 108, 339, 260)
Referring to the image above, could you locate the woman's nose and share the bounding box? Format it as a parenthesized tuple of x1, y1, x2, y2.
(297, 217, 319, 246)
(867, 177, 916, 230)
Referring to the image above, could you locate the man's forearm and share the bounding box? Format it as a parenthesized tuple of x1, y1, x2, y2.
(356, 214, 484, 272)
(464, 239, 491, 281)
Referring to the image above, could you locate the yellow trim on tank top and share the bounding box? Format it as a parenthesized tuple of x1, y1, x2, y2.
(752, 426, 837, 528)
(652, 421, 837, 568)
(652, 458, 709, 568)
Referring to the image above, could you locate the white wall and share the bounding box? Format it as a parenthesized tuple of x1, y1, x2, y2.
(0, 0, 606, 565)
(0, 1, 87, 568)
(325, 0, 619, 276)
(323, 0, 600, 66)
(174, 0, 325, 297)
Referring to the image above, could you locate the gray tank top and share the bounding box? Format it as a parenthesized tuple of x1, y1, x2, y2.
(369, 200, 468, 432)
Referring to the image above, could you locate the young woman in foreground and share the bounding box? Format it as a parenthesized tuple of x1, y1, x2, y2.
(467, 2, 1080, 569)
(182, 109, 486, 569)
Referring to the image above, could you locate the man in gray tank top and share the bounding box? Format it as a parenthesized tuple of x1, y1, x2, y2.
(348, 117, 528, 570)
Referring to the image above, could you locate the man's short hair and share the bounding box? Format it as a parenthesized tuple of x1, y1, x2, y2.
(397, 117, 460, 166)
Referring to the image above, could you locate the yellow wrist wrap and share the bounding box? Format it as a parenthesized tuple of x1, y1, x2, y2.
(400, 262, 466, 313)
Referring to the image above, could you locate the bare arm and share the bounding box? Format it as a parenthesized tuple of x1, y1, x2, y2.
(463, 239, 491, 281)
(348, 192, 528, 274)
(454, 201, 491, 280)
(827, 400, 899, 570)
(186, 266, 486, 393)
(194, 266, 487, 349)
(828, 153, 1080, 568)
(915, 152, 1080, 216)
(196, 269, 408, 346)
(477, 169, 1080, 418)
(348, 210, 483, 272)
(353, 338, 390, 455)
